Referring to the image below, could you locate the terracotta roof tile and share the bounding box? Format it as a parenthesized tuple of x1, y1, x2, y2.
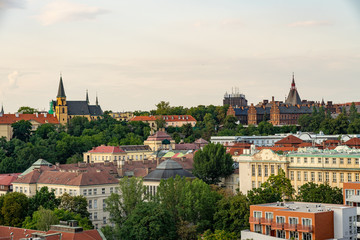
(0, 173, 21, 185)
(275, 135, 303, 145)
(0, 113, 59, 124)
(130, 115, 196, 123)
(88, 145, 125, 153)
(345, 138, 360, 147)
(129, 116, 157, 121)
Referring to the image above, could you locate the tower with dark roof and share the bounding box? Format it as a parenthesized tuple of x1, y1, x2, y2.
(285, 73, 302, 106)
(55, 74, 68, 124)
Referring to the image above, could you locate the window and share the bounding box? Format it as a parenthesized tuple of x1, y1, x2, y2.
(103, 199, 106, 209)
(297, 158, 300, 163)
(303, 233, 312, 240)
(94, 212, 97, 220)
(348, 158, 352, 164)
(110, 187, 113, 194)
(89, 200, 92, 209)
(88, 189, 92, 195)
(325, 158, 329, 164)
(94, 189, 97, 195)
(60, 188, 63, 195)
(103, 217, 107, 224)
(102, 188, 105, 194)
(289, 217, 298, 225)
(271, 165, 275, 175)
(89, 213, 92, 219)
(325, 172, 329, 182)
(304, 172, 308, 181)
(332, 158, 336, 164)
(290, 157, 294, 163)
(290, 231, 299, 240)
(276, 216, 285, 223)
(94, 199, 97, 209)
(290, 171, 294, 181)
(252, 165, 255, 176)
(254, 224, 262, 233)
(356, 173, 359, 182)
(83, 189, 87, 196)
(318, 172, 322, 182)
(304, 158, 308, 163)
(333, 173, 337, 183)
(276, 230, 286, 239)
(356, 159, 359, 165)
(302, 218, 312, 226)
(297, 171, 301, 181)
(258, 165, 262, 177)
(265, 212, 273, 219)
(252, 181, 256, 189)
(340, 173, 344, 182)
(340, 158, 344, 164)
(318, 158, 321, 164)
(348, 173, 352, 182)
(264, 165, 268, 177)
(253, 211, 262, 219)
(311, 172, 315, 182)
(311, 158, 314, 163)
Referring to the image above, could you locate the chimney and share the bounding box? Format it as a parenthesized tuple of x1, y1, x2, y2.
(15, 112, 19, 117)
(35, 112, 39, 117)
(272, 96, 274, 102)
(44, 113, 47, 117)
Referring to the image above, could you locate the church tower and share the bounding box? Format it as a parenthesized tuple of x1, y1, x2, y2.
(285, 73, 302, 106)
(55, 74, 68, 124)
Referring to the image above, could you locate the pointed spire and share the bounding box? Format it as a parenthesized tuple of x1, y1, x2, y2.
(1, 103, 4, 115)
(291, 72, 295, 89)
(96, 93, 98, 106)
(86, 89, 89, 104)
(57, 73, 66, 98)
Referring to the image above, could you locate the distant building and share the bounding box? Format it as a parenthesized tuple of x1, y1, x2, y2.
(343, 182, 360, 239)
(129, 115, 197, 132)
(144, 131, 176, 151)
(109, 111, 134, 121)
(0, 112, 59, 140)
(0, 173, 21, 196)
(242, 201, 356, 240)
(223, 87, 248, 108)
(285, 73, 302, 105)
(52, 75, 103, 125)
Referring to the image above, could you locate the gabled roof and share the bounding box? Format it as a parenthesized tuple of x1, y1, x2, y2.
(67, 101, 90, 115)
(278, 105, 312, 114)
(160, 115, 196, 122)
(88, 145, 125, 153)
(275, 135, 303, 145)
(143, 160, 195, 182)
(194, 138, 209, 144)
(88, 105, 103, 116)
(0, 114, 59, 125)
(146, 131, 172, 141)
(129, 116, 157, 121)
(0, 173, 21, 186)
(345, 138, 360, 147)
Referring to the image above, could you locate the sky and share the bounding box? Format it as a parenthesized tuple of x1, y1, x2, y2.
(0, 0, 360, 113)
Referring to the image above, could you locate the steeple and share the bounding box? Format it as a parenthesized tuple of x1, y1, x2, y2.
(86, 89, 89, 104)
(57, 74, 66, 98)
(291, 72, 296, 90)
(96, 93, 98, 106)
(0, 104, 4, 115)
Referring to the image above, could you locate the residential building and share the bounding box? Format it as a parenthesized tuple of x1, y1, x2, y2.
(144, 131, 176, 151)
(83, 145, 152, 163)
(0, 173, 21, 196)
(223, 88, 248, 108)
(0, 112, 59, 140)
(129, 115, 197, 131)
(109, 111, 134, 121)
(52, 75, 103, 125)
(343, 182, 360, 239)
(12, 160, 119, 229)
(242, 201, 356, 240)
(0, 220, 105, 240)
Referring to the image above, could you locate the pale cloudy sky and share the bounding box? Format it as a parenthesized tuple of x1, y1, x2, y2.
(0, 0, 360, 113)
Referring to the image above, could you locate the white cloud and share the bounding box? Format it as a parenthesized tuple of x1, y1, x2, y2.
(35, 0, 109, 26)
(0, 0, 25, 9)
(288, 20, 332, 27)
(8, 71, 19, 89)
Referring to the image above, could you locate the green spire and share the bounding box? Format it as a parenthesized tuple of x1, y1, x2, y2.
(57, 74, 66, 98)
(48, 101, 54, 114)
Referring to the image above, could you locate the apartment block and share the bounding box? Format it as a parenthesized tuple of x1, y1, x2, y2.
(343, 182, 360, 239)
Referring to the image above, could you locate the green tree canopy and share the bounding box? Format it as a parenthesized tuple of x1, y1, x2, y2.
(1, 192, 29, 227)
(296, 182, 343, 204)
(193, 143, 234, 184)
(59, 193, 89, 218)
(17, 106, 38, 114)
(28, 186, 60, 217)
(11, 120, 32, 141)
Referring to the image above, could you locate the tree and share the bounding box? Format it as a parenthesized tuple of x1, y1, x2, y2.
(156, 101, 171, 115)
(53, 208, 93, 230)
(223, 115, 237, 130)
(119, 202, 177, 240)
(349, 102, 359, 122)
(23, 206, 59, 231)
(155, 118, 166, 130)
(262, 169, 295, 201)
(17, 106, 37, 114)
(11, 120, 32, 141)
(296, 182, 343, 204)
(213, 193, 250, 238)
(193, 143, 234, 184)
(201, 229, 237, 240)
(105, 177, 146, 225)
(28, 186, 60, 217)
(1, 192, 29, 227)
(182, 123, 194, 138)
(247, 185, 282, 205)
(59, 193, 89, 218)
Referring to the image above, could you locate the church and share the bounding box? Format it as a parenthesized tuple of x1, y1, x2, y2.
(52, 75, 103, 125)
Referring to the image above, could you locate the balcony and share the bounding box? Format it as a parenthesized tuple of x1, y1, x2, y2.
(284, 223, 297, 231)
(260, 218, 273, 225)
(297, 224, 313, 232)
(249, 217, 260, 224)
(271, 222, 284, 230)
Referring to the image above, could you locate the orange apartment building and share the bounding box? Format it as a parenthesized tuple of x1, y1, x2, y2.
(242, 202, 356, 240)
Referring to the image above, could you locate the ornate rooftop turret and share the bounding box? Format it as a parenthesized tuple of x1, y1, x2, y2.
(57, 74, 66, 98)
(285, 73, 301, 106)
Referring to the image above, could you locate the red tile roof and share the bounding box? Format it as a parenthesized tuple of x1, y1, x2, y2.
(0, 226, 104, 240)
(275, 135, 303, 145)
(0, 173, 21, 186)
(345, 138, 360, 147)
(129, 116, 157, 122)
(146, 131, 172, 141)
(256, 146, 297, 152)
(0, 113, 59, 125)
(174, 143, 199, 150)
(88, 145, 125, 153)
